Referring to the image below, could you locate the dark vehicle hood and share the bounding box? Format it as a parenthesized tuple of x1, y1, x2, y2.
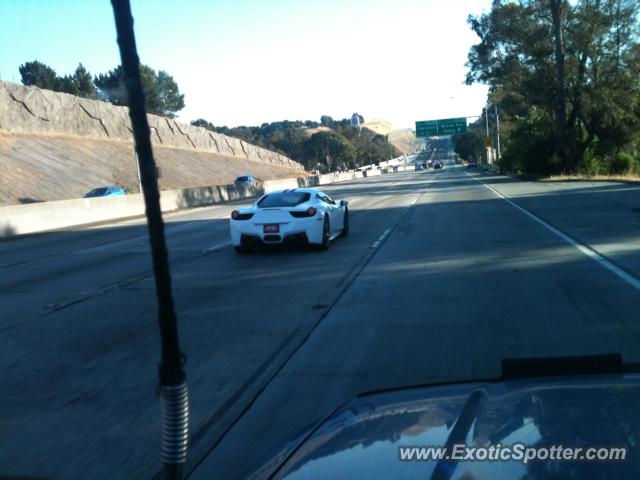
(266, 374, 640, 479)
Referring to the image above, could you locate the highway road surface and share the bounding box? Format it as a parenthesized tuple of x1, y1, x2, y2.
(1, 161, 640, 479)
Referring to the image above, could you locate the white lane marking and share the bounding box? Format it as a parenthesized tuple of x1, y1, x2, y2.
(468, 173, 640, 290)
(368, 178, 431, 249)
(203, 241, 232, 253)
(371, 228, 391, 249)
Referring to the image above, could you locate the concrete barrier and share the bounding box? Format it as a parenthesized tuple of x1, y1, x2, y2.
(261, 171, 365, 193)
(393, 165, 413, 173)
(262, 177, 304, 193)
(0, 171, 369, 237)
(378, 156, 406, 169)
(0, 184, 260, 237)
(317, 171, 365, 185)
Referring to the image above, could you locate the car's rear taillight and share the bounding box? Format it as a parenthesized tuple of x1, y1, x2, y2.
(231, 210, 254, 220)
(290, 207, 316, 218)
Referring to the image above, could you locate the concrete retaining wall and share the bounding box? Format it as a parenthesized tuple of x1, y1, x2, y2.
(261, 171, 368, 192)
(0, 81, 303, 171)
(0, 170, 372, 237)
(363, 169, 382, 177)
(379, 157, 405, 168)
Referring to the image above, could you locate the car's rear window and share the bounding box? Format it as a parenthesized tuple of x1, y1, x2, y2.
(258, 191, 311, 208)
(90, 188, 108, 195)
(236, 176, 249, 182)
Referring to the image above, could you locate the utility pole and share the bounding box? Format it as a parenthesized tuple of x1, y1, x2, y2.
(484, 107, 489, 137)
(494, 104, 501, 163)
(133, 141, 143, 193)
(484, 106, 491, 164)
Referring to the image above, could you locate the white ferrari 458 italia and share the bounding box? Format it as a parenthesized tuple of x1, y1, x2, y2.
(229, 188, 349, 253)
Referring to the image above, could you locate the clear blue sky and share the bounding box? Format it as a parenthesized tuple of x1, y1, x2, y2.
(0, 0, 491, 129)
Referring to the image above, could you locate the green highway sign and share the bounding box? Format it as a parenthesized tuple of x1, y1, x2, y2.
(415, 117, 467, 137)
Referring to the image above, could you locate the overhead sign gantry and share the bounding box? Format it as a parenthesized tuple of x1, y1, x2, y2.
(415, 117, 467, 137)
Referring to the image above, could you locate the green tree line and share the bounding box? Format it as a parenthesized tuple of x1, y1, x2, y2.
(191, 117, 400, 172)
(452, 119, 487, 164)
(456, 0, 640, 176)
(17, 60, 185, 118)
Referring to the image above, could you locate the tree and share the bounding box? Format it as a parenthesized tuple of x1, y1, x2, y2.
(189, 117, 400, 171)
(156, 71, 184, 117)
(270, 125, 307, 161)
(138, 64, 162, 114)
(73, 63, 97, 99)
(545, 0, 570, 169)
(57, 63, 97, 98)
(305, 131, 356, 170)
(94, 66, 128, 106)
(320, 115, 334, 127)
(95, 64, 184, 116)
(19, 61, 97, 99)
(57, 75, 76, 95)
(452, 123, 485, 163)
(191, 118, 215, 130)
(466, 0, 640, 175)
(19, 60, 58, 90)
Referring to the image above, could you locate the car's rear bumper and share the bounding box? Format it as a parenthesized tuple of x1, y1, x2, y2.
(237, 232, 310, 247)
(230, 216, 324, 246)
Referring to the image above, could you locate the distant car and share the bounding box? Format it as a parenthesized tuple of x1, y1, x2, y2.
(433, 162, 442, 169)
(83, 186, 126, 198)
(427, 161, 433, 168)
(414, 163, 424, 171)
(467, 161, 477, 168)
(235, 175, 256, 186)
(230, 188, 349, 253)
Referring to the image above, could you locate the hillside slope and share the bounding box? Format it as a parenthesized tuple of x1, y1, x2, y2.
(0, 81, 304, 205)
(362, 119, 416, 153)
(386, 128, 417, 154)
(363, 119, 416, 154)
(362, 119, 397, 136)
(0, 132, 303, 205)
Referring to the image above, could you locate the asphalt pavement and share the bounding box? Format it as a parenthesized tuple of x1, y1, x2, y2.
(1, 164, 639, 479)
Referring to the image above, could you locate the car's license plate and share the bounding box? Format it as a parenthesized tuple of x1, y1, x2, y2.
(264, 224, 279, 233)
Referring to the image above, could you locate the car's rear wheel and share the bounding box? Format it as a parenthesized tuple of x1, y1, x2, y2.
(234, 245, 252, 254)
(317, 215, 331, 251)
(341, 208, 349, 237)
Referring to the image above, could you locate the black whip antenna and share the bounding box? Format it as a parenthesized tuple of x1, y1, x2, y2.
(110, 1, 189, 478)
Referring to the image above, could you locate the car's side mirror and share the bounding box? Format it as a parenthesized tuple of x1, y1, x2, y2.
(340, 200, 348, 207)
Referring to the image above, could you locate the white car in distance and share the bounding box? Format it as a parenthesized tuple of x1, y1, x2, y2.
(229, 188, 349, 253)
